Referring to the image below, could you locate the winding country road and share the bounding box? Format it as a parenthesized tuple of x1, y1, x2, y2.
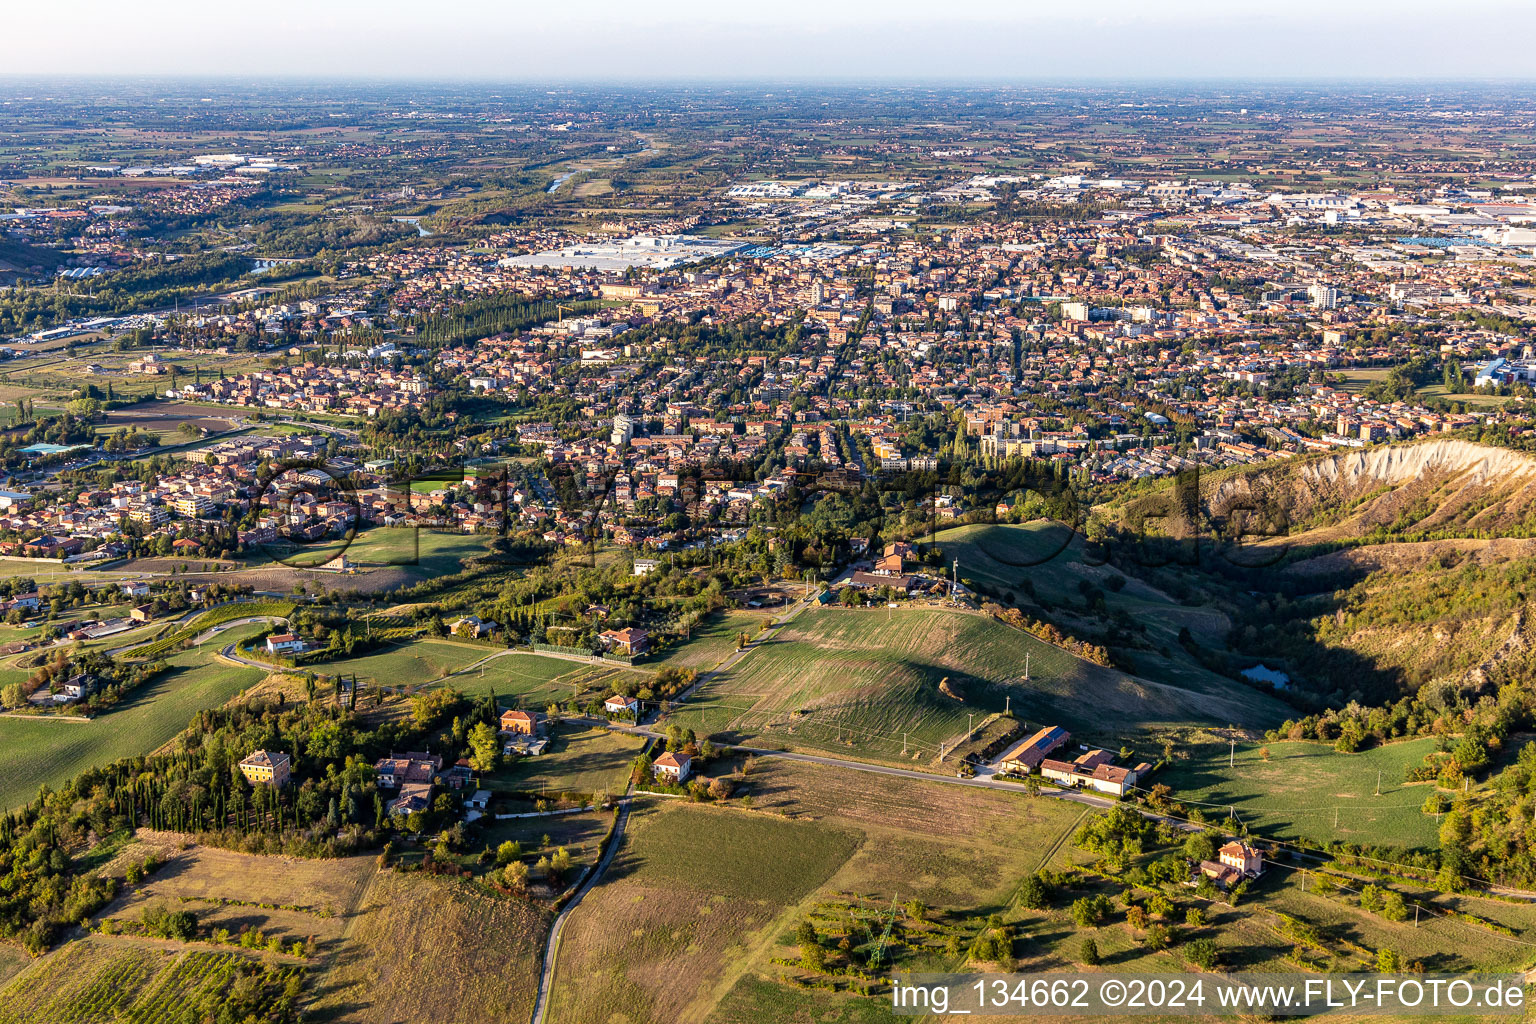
(529, 787, 637, 1024)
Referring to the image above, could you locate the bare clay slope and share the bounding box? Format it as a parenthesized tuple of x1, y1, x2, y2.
(1203, 438, 1536, 542)
(1110, 440, 1536, 704)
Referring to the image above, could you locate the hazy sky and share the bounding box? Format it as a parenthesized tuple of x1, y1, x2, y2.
(8, 0, 1536, 79)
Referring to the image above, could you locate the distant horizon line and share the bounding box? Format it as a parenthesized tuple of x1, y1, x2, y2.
(4, 73, 1536, 88)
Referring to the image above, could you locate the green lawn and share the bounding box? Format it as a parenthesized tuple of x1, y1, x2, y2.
(248, 526, 491, 576)
(0, 634, 266, 811)
(1160, 736, 1443, 850)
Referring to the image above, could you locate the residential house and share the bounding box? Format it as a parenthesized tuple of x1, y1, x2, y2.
(1218, 840, 1264, 878)
(604, 694, 640, 717)
(653, 750, 692, 784)
(374, 751, 441, 789)
(599, 627, 650, 656)
(239, 750, 292, 787)
(500, 709, 545, 736)
(1039, 749, 1151, 798)
(265, 633, 306, 655)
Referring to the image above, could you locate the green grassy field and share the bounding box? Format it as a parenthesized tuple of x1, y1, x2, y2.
(1159, 737, 1443, 850)
(440, 652, 647, 707)
(305, 637, 487, 688)
(488, 724, 643, 797)
(665, 606, 1281, 765)
(0, 632, 266, 811)
(931, 521, 1259, 705)
(661, 610, 772, 671)
(934, 521, 1230, 645)
(250, 527, 491, 576)
(550, 758, 1093, 1024)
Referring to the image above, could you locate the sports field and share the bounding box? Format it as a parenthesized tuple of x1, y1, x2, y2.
(666, 606, 1279, 764)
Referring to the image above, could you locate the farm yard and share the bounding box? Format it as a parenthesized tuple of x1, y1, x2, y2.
(662, 606, 1279, 766)
(1159, 735, 1445, 850)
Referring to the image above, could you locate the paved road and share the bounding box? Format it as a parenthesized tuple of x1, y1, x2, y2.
(105, 601, 291, 657)
(529, 787, 637, 1024)
(220, 642, 271, 669)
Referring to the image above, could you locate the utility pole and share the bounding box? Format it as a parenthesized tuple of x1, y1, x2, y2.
(1334, 807, 1339, 829)
(1375, 770, 1381, 797)
(967, 712, 975, 741)
(1004, 695, 1011, 715)
(1229, 739, 1235, 769)
(902, 732, 908, 755)
(1024, 651, 1030, 681)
